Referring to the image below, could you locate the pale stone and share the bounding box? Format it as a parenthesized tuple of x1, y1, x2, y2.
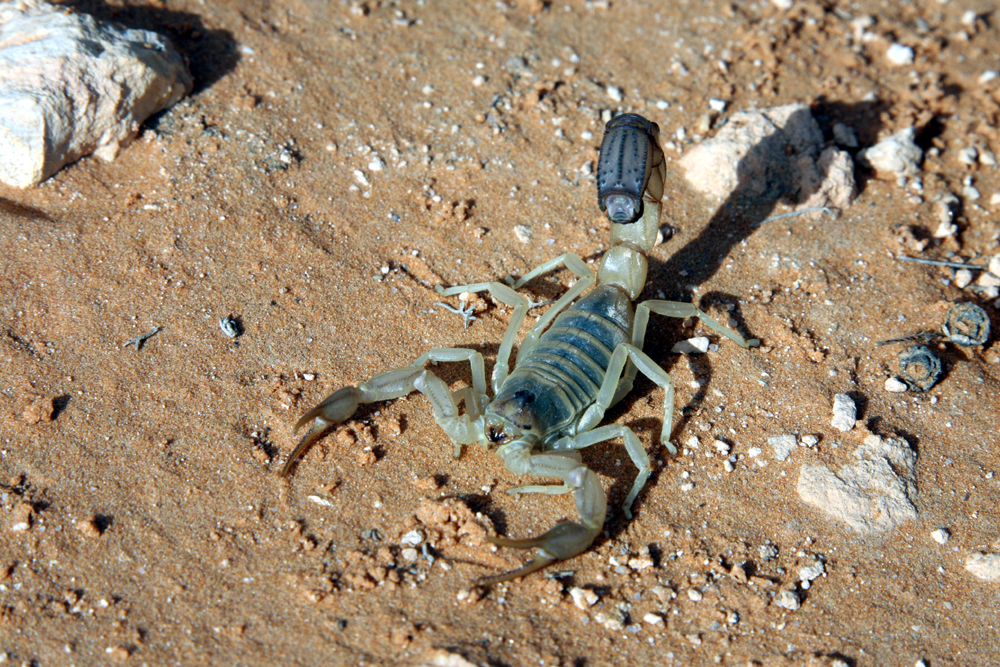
(0, 0, 192, 187)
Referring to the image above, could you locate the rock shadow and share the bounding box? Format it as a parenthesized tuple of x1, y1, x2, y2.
(60, 0, 239, 92)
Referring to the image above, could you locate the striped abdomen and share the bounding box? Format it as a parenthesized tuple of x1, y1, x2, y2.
(488, 285, 633, 441)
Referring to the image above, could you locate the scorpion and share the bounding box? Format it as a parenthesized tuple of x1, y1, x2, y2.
(282, 113, 759, 584)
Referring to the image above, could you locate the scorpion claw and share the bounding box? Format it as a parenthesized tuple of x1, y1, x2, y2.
(282, 387, 368, 477)
(477, 553, 557, 587)
(482, 520, 601, 585)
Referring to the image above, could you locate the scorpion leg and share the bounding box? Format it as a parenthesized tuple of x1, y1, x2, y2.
(282, 348, 488, 475)
(483, 441, 607, 585)
(636, 300, 759, 349)
(508, 253, 595, 362)
(549, 422, 651, 518)
(436, 281, 530, 393)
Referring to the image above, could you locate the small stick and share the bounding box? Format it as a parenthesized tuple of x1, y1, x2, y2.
(874, 330, 941, 347)
(895, 256, 987, 270)
(122, 326, 163, 351)
(753, 206, 834, 227)
(434, 301, 478, 329)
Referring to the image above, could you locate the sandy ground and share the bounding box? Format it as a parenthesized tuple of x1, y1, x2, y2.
(2, 0, 1000, 665)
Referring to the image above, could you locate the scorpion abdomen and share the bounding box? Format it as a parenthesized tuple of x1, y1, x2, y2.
(490, 286, 633, 441)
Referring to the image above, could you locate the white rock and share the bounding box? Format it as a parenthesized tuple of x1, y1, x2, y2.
(416, 649, 480, 667)
(513, 224, 532, 243)
(353, 170, 370, 187)
(642, 612, 664, 625)
(708, 98, 727, 112)
(886, 43, 915, 66)
(400, 529, 424, 546)
(979, 272, 1000, 288)
(767, 434, 797, 461)
(606, 85, 623, 102)
(797, 434, 918, 532)
(957, 146, 979, 165)
(885, 377, 909, 393)
(798, 559, 825, 582)
(770, 0, 793, 8)
(569, 586, 599, 609)
(988, 254, 1000, 277)
(0, 1, 192, 187)
(679, 104, 824, 202)
(965, 552, 1000, 581)
(857, 127, 923, 177)
(671, 336, 710, 354)
(830, 393, 856, 432)
(773, 590, 801, 610)
(954, 269, 974, 289)
(933, 219, 958, 238)
(930, 528, 950, 545)
(687, 588, 703, 601)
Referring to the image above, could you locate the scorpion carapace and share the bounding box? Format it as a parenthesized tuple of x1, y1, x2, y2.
(282, 113, 759, 585)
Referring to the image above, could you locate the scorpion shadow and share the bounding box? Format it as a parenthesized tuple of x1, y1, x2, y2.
(595, 99, 889, 530)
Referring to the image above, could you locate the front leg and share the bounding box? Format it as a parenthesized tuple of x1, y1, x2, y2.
(283, 348, 488, 475)
(436, 253, 595, 391)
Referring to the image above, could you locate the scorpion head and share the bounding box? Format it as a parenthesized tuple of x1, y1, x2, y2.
(484, 389, 541, 447)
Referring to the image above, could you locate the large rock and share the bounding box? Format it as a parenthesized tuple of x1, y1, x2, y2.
(679, 103, 856, 213)
(797, 434, 918, 533)
(0, 1, 192, 187)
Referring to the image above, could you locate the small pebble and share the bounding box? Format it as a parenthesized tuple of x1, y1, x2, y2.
(830, 393, 856, 432)
(643, 612, 664, 625)
(708, 98, 726, 112)
(76, 518, 103, 538)
(886, 43, 915, 66)
(570, 586, 599, 609)
(965, 552, 1000, 581)
(989, 254, 1000, 277)
(687, 588, 703, 602)
(513, 224, 532, 243)
(606, 85, 623, 102)
(956, 146, 978, 165)
(767, 434, 797, 461)
(401, 529, 424, 546)
(798, 559, 825, 582)
(930, 528, 950, 545)
(954, 269, 973, 289)
(832, 123, 859, 148)
(774, 590, 801, 610)
(472, 75, 486, 87)
(885, 377, 908, 393)
(671, 337, 709, 354)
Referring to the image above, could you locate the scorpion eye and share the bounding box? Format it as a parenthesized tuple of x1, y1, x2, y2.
(604, 194, 638, 223)
(488, 426, 508, 444)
